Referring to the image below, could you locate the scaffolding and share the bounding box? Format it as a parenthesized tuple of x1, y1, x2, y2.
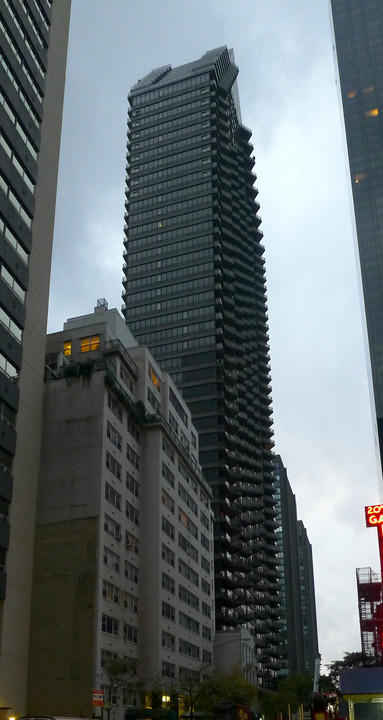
(356, 567, 383, 660)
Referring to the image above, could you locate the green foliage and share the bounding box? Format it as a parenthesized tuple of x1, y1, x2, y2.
(325, 651, 377, 691)
(259, 674, 313, 719)
(195, 670, 258, 713)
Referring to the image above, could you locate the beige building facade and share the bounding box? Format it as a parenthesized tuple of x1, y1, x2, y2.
(28, 303, 215, 719)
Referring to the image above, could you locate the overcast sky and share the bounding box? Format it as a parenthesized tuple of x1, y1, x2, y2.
(48, 0, 382, 669)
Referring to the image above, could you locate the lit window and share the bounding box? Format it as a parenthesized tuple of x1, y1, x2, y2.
(148, 362, 161, 390)
(362, 85, 374, 94)
(63, 342, 71, 357)
(347, 90, 356, 98)
(355, 173, 367, 183)
(365, 108, 379, 117)
(80, 335, 100, 352)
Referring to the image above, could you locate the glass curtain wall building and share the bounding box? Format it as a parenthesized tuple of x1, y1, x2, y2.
(331, 0, 383, 474)
(122, 47, 280, 684)
(0, 0, 71, 711)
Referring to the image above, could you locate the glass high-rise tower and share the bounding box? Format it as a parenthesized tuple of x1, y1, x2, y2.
(123, 47, 280, 684)
(0, 0, 71, 710)
(331, 0, 383, 474)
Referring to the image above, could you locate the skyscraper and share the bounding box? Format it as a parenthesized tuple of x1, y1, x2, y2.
(297, 521, 319, 676)
(122, 47, 280, 684)
(0, 0, 71, 711)
(330, 0, 383, 473)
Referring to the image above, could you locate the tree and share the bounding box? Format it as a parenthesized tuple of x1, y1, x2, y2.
(104, 656, 138, 718)
(258, 673, 313, 719)
(325, 651, 377, 692)
(196, 669, 258, 713)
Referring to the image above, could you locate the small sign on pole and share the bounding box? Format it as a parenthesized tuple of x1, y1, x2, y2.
(93, 690, 104, 707)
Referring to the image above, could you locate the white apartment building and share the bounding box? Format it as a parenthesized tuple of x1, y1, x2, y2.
(27, 301, 214, 719)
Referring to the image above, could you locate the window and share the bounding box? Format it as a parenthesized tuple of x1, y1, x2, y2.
(101, 649, 118, 668)
(148, 362, 161, 389)
(179, 585, 199, 609)
(124, 624, 138, 644)
(103, 547, 120, 572)
(200, 510, 210, 529)
(162, 462, 175, 488)
(126, 501, 139, 526)
(202, 601, 211, 618)
(103, 580, 120, 604)
(80, 335, 100, 352)
(169, 387, 188, 426)
(162, 631, 175, 651)
(162, 543, 175, 567)
(107, 421, 122, 450)
(127, 444, 140, 469)
(178, 484, 198, 515)
(179, 558, 199, 586)
(122, 477, 138, 507)
(162, 516, 175, 540)
(179, 639, 200, 659)
(104, 514, 121, 540)
(202, 625, 211, 640)
(179, 612, 199, 635)
(162, 572, 175, 594)
(120, 363, 135, 393)
(201, 556, 210, 574)
(178, 509, 198, 539)
(124, 592, 138, 613)
(162, 488, 175, 513)
(201, 533, 210, 551)
(203, 650, 212, 664)
(108, 392, 123, 421)
(148, 387, 160, 412)
(179, 533, 198, 563)
(125, 531, 139, 554)
(202, 579, 211, 596)
(125, 561, 139, 583)
(162, 661, 175, 679)
(63, 341, 71, 357)
(179, 612, 200, 634)
(105, 482, 121, 510)
(127, 417, 140, 442)
(162, 601, 175, 621)
(162, 438, 175, 463)
(169, 411, 178, 435)
(106, 451, 122, 480)
(191, 432, 197, 449)
(102, 614, 119, 637)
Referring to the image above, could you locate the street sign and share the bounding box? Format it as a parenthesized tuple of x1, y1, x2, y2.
(93, 690, 104, 707)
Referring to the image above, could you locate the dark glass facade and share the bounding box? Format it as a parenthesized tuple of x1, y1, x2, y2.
(273, 456, 306, 676)
(123, 47, 280, 684)
(297, 521, 319, 676)
(331, 0, 383, 470)
(0, 1, 70, 708)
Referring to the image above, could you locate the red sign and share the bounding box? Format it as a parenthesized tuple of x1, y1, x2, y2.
(93, 690, 104, 707)
(365, 504, 383, 528)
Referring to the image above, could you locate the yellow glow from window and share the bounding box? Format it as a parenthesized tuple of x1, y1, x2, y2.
(63, 342, 72, 357)
(355, 173, 367, 183)
(365, 108, 379, 117)
(347, 90, 356, 98)
(80, 335, 100, 352)
(148, 363, 161, 389)
(162, 696, 171, 706)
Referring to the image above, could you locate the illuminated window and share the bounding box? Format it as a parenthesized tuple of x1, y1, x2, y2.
(148, 362, 161, 389)
(347, 90, 356, 98)
(63, 341, 71, 356)
(355, 173, 367, 183)
(365, 108, 379, 117)
(80, 335, 100, 352)
(363, 85, 374, 94)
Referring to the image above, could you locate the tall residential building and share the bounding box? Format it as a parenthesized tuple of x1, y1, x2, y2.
(122, 47, 280, 685)
(330, 0, 383, 473)
(297, 521, 319, 676)
(0, 0, 71, 712)
(28, 302, 214, 718)
(273, 456, 305, 677)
